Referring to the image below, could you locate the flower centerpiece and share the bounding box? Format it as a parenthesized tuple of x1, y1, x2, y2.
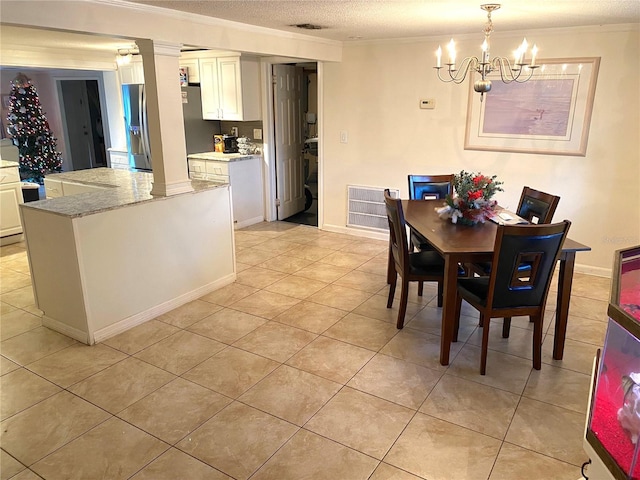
(436, 170, 503, 225)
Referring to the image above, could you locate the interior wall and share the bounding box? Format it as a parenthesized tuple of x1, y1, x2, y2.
(322, 25, 640, 275)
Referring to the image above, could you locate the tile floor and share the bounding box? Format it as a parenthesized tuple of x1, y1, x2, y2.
(0, 221, 611, 479)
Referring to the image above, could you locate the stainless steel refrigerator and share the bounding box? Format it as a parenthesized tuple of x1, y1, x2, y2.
(122, 83, 151, 171)
(182, 86, 219, 154)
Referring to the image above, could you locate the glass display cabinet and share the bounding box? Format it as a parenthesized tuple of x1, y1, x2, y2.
(584, 246, 640, 480)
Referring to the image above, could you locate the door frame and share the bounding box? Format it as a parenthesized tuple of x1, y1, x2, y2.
(55, 74, 111, 171)
(260, 59, 323, 225)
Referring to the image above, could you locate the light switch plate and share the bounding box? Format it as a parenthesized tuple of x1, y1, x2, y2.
(253, 128, 263, 140)
(420, 98, 436, 109)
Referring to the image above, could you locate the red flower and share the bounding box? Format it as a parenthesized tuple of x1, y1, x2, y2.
(467, 190, 483, 201)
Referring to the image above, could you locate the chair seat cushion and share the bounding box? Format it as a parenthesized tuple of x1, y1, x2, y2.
(410, 230, 433, 251)
(408, 250, 445, 275)
(457, 277, 489, 306)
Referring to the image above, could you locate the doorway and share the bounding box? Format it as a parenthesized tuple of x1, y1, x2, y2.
(58, 79, 107, 171)
(273, 62, 319, 227)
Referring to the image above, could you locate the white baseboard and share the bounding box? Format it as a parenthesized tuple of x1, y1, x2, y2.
(42, 315, 90, 344)
(321, 223, 388, 241)
(91, 272, 236, 344)
(235, 215, 264, 230)
(574, 263, 611, 278)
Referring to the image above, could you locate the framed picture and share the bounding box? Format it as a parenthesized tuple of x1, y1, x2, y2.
(464, 57, 600, 156)
(1, 95, 10, 109)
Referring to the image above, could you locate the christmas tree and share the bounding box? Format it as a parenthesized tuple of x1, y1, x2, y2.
(5, 73, 62, 183)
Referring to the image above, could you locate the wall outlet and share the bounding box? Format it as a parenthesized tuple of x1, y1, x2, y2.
(230, 126, 239, 136)
(340, 131, 348, 143)
(420, 98, 436, 109)
(253, 128, 262, 140)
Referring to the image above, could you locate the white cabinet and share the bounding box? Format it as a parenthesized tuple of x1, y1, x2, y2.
(0, 165, 24, 241)
(108, 150, 129, 170)
(179, 58, 200, 84)
(188, 156, 264, 228)
(199, 56, 261, 121)
(118, 56, 144, 84)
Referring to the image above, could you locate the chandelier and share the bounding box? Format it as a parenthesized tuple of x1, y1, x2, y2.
(435, 4, 539, 101)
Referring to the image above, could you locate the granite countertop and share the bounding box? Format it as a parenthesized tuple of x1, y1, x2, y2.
(0, 160, 19, 169)
(187, 152, 258, 162)
(20, 168, 228, 218)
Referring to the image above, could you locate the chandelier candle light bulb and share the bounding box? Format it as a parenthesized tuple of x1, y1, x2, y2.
(434, 4, 540, 101)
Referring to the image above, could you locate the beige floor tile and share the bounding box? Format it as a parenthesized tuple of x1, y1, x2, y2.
(348, 354, 442, 410)
(420, 375, 519, 439)
(239, 365, 342, 425)
(31, 417, 168, 480)
(258, 254, 314, 274)
(0, 255, 30, 275)
(21, 305, 43, 317)
(235, 266, 289, 289)
(0, 285, 35, 309)
(1, 391, 110, 466)
(27, 343, 127, 388)
(567, 295, 609, 321)
(1, 449, 26, 480)
(199, 282, 259, 306)
(334, 270, 389, 293)
(233, 321, 317, 362)
(306, 387, 414, 459)
(230, 290, 301, 319)
(523, 364, 591, 414)
(274, 301, 347, 334)
(384, 413, 501, 480)
(102, 319, 180, 355)
(381, 282, 440, 307)
(236, 261, 252, 272)
(405, 306, 477, 342)
(0, 309, 41, 341)
(446, 344, 533, 395)
(6, 469, 41, 480)
(252, 238, 301, 255)
(356, 256, 389, 277)
(68, 357, 175, 414)
(0, 368, 61, 421)
(154, 299, 223, 328)
(308, 284, 373, 312)
(0, 327, 76, 365)
(118, 377, 231, 444)
(183, 346, 279, 398)
(130, 447, 232, 479)
(369, 462, 425, 480)
(341, 239, 388, 256)
(318, 251, 375, 270)
(506, 397, 588, 466)
(177, 402, 298, 480)
(292, 262, 352, 283)
(251, 429, 378, 480)
(352, 294, 422, 325)
(542, 337, 599, 375)
(134, 330, 225, 374)
(1, 301, 17, 315)
(324, 313, 400, 351)
(286, 244, 335, 261)
(379, 328, 458, 372)
(1, 355, 20, 375)
(489, 442, 581, 480)
(0, 270, 31, 294)
(188, 308, 268, 344)
(264, 275, 328, 299)
(306, 236, 357, 250)
(287, 336, 375, 384)
(569, 273, 611, 301)
(234, 232, 269, 249)
(466, 323, 538, 360)
(557, 314, 608, 346)
(235, 247, 281, 266)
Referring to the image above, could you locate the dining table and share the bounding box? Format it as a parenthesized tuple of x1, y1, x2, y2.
(398, 199, 591, 366)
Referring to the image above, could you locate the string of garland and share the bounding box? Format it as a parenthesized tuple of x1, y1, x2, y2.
(5, 73, 62, 183)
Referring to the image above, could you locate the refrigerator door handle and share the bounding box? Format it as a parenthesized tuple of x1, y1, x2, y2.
(140, 86, 151, 170)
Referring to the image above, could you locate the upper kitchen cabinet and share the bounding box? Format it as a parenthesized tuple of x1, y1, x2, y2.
(179, 54, 200, 84)
(199, 55, 261, 121)
(118, 55, 144, 84)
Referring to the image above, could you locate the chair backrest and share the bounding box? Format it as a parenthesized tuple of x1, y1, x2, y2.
(384, 189, 410, 275)
(517, 187, 560, 225)
(488, 220, 571, 310)
(408, 174, 454, 201)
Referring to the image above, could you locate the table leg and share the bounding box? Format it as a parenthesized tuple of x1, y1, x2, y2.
(440, 255, 460, 366)
(554, 251, 576, 360)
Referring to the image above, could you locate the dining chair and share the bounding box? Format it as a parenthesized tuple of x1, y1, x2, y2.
(407, 174, 454, 252)
(384, 189, 445, 329)
(453, 220, 571, 374)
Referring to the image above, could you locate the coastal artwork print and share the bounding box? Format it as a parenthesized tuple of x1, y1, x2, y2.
(464, 57, 600, 156)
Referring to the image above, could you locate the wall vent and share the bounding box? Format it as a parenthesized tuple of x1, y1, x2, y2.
(347, 185, 399, 232)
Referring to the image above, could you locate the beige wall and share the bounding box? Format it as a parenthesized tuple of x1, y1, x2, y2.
(322, 25, 640, 274)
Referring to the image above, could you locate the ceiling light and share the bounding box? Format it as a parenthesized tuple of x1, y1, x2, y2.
(434, 4, 539, 101)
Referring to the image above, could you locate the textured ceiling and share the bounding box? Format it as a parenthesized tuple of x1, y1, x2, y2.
(129, 0, 640, 41)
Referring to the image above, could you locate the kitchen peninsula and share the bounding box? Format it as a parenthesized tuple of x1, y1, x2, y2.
(21, 168, 236, 345)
